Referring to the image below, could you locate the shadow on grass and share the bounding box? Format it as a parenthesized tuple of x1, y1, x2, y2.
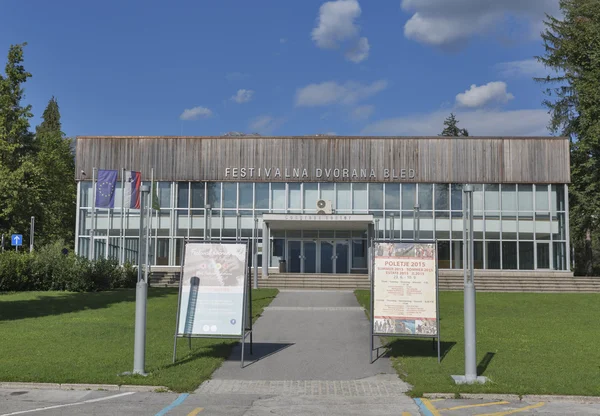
(477, 352, 495, 376)
(384, 338, 457, 362)
(0, 288, 178, 321)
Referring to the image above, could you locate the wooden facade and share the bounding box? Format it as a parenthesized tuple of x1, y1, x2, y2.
(75, 136, 571, 184)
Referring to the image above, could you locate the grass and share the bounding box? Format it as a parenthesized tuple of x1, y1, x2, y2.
(0, 288, 278, 392)
(355, 290, 600, 397)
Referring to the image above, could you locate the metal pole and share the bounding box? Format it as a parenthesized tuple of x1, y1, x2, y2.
(463, 184, 477, 382)
(90, 168, 97, 260)
(389, 213, 394, 239)
(414, 203, 420, 241)
(236, 212, 241, 242)
(133, 184, 150, 376)
(144, 190, 152, 284)
(120, 168, 125, 264)
(253, 217, 258, 289)
(30, 216, 34, 252)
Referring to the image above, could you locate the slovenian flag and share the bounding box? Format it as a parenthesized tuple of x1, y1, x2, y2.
(123, 170, 141, 209)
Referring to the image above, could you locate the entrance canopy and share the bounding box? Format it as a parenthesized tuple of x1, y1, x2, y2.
(263, 214, 374, 231)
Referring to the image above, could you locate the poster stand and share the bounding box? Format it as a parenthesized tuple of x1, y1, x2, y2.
(369, 239, 441, 364)
(172, 238, 253, 368)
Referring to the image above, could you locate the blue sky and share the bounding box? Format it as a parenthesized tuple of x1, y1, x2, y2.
(1, 0, 560, 138)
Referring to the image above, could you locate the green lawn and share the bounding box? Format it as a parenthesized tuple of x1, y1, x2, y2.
(355, 290, 600, 397)
(0, 288, 278, 392)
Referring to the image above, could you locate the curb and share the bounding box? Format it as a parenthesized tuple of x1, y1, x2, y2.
(0, 382, 170, 393)
(423, 392, 600, 404)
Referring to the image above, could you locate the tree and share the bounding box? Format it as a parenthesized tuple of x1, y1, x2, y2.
(536, 0, 600, 275)
(0, 43, 43, 246)
(440, 113, 469, 137)
(35, 97, 76, 246)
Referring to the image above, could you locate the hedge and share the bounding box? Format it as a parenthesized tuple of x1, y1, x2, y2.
(0, 241, 137, 292)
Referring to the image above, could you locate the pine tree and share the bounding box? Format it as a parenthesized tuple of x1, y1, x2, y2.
(440, 113, 469, 137)
(35, 96, 76, 246)
(536, 0, 600, 274)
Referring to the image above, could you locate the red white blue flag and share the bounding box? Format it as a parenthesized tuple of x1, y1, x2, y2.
(123, 170, 141, 209)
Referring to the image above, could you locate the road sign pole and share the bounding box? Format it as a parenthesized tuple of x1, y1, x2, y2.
(133, 184, 150, 376)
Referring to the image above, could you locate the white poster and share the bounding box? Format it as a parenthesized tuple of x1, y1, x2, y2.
(373, 242, 438, 336)
(177, 242, 247, 337)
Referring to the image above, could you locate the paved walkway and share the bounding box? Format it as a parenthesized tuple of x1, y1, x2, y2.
(197, 290, 420, 415)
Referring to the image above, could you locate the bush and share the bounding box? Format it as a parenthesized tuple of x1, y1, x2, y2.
(0, 242, 139, 292)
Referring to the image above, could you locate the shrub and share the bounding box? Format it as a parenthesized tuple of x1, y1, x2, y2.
(0, 251, 34, 291)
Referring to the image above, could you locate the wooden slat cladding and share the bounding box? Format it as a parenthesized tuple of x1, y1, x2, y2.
(75, 136, 570, 184)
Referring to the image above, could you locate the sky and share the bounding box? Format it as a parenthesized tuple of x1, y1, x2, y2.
(0, 0, 561, 138)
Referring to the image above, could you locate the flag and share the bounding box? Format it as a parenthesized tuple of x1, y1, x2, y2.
(123, 170, 141, 209)
(95, 170, 118, 208)
(151, 181, 160, 211)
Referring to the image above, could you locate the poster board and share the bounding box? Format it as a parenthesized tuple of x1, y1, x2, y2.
(370, 240, 440, 363)
(173, 240, 253, 365)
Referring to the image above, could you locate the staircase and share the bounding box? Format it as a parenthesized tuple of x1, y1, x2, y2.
(257, 273, 370, 290)
(149, 271, 180, 288)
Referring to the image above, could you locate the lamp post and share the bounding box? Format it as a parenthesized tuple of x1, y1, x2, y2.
(389, 213, 395, 240)
(133, 184, 150, 375)
(413, 203, 420, 241)
(452, 184, 486, 384)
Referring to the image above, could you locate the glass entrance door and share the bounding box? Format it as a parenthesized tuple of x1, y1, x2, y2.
(288, 241, 302, 273)
(335, 241, 349, 274)
(303, 241, 317, 273)
(320, 241, 334, 273)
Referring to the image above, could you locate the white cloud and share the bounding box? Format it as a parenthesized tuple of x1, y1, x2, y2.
(179, 106, 213, 121)
(231, 89, 254, 104)
(456, 81, 514, 108)
(351, 104, 375, 120)
(345, 37, 370, 63)
(295, 80, 387, 107)
(312, 0, 370, 63)
(249, 115, 286, 134)
(401, 0, 559, 47)
(362, 109, 550, 136)
(496, 59, 550, 78)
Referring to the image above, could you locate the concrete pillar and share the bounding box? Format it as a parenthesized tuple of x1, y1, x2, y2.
(262, 221, 269, 278)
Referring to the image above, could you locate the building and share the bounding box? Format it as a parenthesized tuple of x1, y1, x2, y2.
(74, 135, 571, 280)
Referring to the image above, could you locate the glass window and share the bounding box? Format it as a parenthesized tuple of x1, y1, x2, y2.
(518, 212, 534, 240)
(518, 184, 533, 211)
(450, 184, 463, 211)
(519, 242, 534, 270)
(158, 182, 171, 208)
(537, 243, 550, 269)
(272, 183, 285, 210)
(353, 183, 367, 210)
(486, 241, 501, 269)
(402, 183, 416, 210)
(535, 184, 549, 211)
(239, 183, 253, 208)
(553, 212, 566, 240)
(80, 181, 93, 207)
(255, 183, 269, 209)
(502, 241, 518, 269)
(535, 213, 551, 240)
(474, 241, 484, 269)
(336, 183, 351, 211)
(502, 214, 517, 240)
(320, 183, 335, 202)
(551, 184, 565, 212)
(222, 183, 237, 208)
(553, 242, 567, 270)
(451, 241, 463, 269)
(207, 182, 221, 208)
(369, 183, 383, 210)
(434, 184, 449, 210)
(303, 183, 318, 211)
(384, 183, 400, 210)
(288, 183, 301, 210)
(352, 240, 368, 269)
(472, 184, 483, 212)
(485, 212, 500, 239)
(485, 184, 499, 210)
(418, 184, 433, 210)
(191, 182, 205, 208)
(177, 182, 189, 208)
(501, 184, 517, 211)
(438, 241, 450, 269)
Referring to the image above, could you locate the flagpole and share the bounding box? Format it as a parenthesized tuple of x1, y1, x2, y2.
(144, 169, 153, 283)
(90, 167, 97, 260)
(120, 168, 125, 265)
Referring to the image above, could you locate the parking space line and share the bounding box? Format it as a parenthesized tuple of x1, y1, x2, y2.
(0, 392, 135, 416)
(188, 408, 204, 416)
(155, 393, 190, 416)
(475, 402, 545, 416)
(414, 398, 441, 416)
(429, 399, 445, 402)
(439, 401, 511, 411)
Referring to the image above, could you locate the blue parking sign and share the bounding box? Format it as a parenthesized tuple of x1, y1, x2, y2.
(11, 234, 23, 246)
